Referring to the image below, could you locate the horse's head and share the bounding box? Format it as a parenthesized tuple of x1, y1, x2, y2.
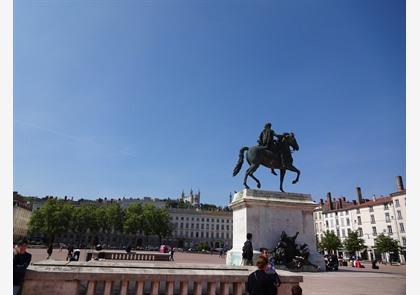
(286, 132, 299, 151)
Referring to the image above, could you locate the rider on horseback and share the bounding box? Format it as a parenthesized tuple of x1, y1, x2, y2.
(258, 123, 285, 175)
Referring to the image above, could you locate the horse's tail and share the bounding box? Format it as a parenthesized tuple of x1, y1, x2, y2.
(233, 147, 249, 177)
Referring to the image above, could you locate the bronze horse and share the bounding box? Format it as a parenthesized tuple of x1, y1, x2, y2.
(232, 133, 300, 192)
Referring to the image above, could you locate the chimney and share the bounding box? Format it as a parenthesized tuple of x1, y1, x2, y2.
(320, 198, 324, 206)
(327, 192, 333, 210)
(352, 200, 357, 205)
(342, 197, 346, 202)
(356, 187, 363, 204)
(396, 176, 404, 191)
(339, 198, 343, 209)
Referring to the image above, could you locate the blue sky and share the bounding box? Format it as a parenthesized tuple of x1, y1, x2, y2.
(14, 0, 405, 206)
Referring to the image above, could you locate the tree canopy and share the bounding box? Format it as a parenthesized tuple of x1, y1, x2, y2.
(319, 230, 342, 253)
(374, 233, 400, 254)
(343, 230, 366, 255)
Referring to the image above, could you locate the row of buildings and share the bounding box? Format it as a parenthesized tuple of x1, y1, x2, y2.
(14, 177, 406, 261)
(13, 190, 233, 250)
(313, 176, 406, 263)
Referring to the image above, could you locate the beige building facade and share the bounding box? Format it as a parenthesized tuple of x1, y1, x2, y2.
(313, 176, 406, 263)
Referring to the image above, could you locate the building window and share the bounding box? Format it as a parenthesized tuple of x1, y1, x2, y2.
(315, 223, 318, 232)
(372, 226, 377, 236)
(341, 219, 345, 227)
(347, 228, 351, 236)
(201, 232, 204, 238)
(206, 224, 209, 229)
(186, 223, 189, 228)
(222, 233, 224, 238)
(221, 225, 224, 230)
(207, 218, 209, 222)
(342, 229, 346, 237)
(201, 224, 204, 229)
(357, 216, 362, 225)
(384, 203, 389, 210)
(356, 208, 360, 214)
(399, 223, 405, 233)
(387, 225, 393, 235)
(385, 213, 391, 223)
(395, 199, 400, 207)
(397, 210, 402, 220)
(196, 232, 199, 238)
(206, 232, 209, 238)
(217, 219, 219, 222)
(370, 215, 376, 224)
(202, 218, 204, 222)
(216, 233, 219, 238)
(326, 220, 329, 228)
(346, 210, 349, 215)
(176, 216, 179, 220)
(227, 225, 230, 230)
(190, 232, 193, 237)
(191, 223, 194, 229)
(186, 217, 189, 221)
(402, 237, 406, 246)
(191, 217, 194, 221)
(180, 223, 183, 228)
(358, 228, 363, 237)
(369, 206, 374, 212)
(336, 229, 340, 237)
(346, 218, 350, 226)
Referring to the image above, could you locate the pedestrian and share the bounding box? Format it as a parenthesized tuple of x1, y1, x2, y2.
(170, 247, 175, 261)
(13, 238, 32, 295)
(246, 256, 277, 295)
(260, 247, 281, 288)
(66, 245, 74, 261)
(46, 243, 53, 259)
(242, 233, 254, 266)
(291, 285, 303, 295)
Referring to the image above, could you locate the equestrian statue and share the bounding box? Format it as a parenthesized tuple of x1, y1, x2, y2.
(232, 122, 300, 192)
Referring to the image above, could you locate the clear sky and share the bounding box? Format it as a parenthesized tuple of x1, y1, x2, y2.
(14, 0, 405, 206)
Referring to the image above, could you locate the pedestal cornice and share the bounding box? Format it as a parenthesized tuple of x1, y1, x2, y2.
(229, 189, 316, 210)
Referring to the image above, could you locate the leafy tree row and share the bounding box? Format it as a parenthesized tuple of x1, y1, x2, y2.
(28, 199, 172, 247)
(318, 230, 401, 257)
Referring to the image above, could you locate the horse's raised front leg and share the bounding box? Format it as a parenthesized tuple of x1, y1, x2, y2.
(288, 165, 301, 184)
(280, 169, 286, 192)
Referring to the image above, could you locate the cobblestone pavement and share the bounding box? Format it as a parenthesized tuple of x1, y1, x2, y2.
(27, 248, 406, 295)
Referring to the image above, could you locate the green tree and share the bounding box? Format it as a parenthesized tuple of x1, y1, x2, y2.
(29, 199, 74, 248)
(375, 233, 400, 255)
(319, 230, 342, 254)
(99, 204, 124, 246)
(343, 230, 366, 256)
(148, 206, 173, 245)
(123, 203, 144, 246)
(71, 205, 99, 246)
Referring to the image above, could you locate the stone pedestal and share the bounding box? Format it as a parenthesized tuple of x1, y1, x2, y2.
(226, 189, 325, 271)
